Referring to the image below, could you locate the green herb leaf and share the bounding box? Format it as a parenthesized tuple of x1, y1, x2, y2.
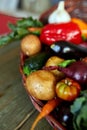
(8, 23, 17, 31)
(71, 97, 86, 114)
(17, 17, 43, 28)
(70, 90, 87, 130)
(0, 32, 15, 46)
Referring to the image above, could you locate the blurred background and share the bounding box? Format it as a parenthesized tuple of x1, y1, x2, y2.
(0, 0, 62, 18)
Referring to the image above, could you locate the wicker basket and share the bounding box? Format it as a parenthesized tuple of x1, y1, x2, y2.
(19, 3, 75, 130)
(19, 1, 87, 129)
(20, 51, 67, 130)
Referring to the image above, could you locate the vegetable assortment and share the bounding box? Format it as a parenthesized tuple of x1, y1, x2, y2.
(20, 16, 87, 129)
(0, 6, 87, 130)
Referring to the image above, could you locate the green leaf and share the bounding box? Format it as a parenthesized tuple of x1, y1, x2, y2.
(0, 17, 43, 47)
(17, 17, 43, 28)
(70, 90, 87, 130)
(80, 90, 87, 98)
(23, 65, 36, 76)
(23, 66, 31, 76)
(70, 97, 86, 114)
(8, 23, 17, 31)
(76, 104, 87, 129)
(0, 32, 15, 46)
(16, 27, 29, 36)
(58, 59, 76, 67)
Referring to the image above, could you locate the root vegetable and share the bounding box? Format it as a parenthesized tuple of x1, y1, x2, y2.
(21, 34, 41, 56)
(58, 60, 87, 85)
(45, 56, 64, 80)
(30, 97, 61, 130)
(25, 70, 57, 100)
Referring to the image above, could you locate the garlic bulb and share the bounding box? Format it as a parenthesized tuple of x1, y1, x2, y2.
(48, 1, 71, 23)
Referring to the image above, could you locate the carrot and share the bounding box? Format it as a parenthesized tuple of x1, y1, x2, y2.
(28, 27, 42, 34)
(71, 18, 87, 38)
(30, 97, 61, 130)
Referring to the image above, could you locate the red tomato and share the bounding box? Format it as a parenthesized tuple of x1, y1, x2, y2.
(56, 78, 81, 101)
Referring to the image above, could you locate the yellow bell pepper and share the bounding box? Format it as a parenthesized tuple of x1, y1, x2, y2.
(71, 18, 87, 39)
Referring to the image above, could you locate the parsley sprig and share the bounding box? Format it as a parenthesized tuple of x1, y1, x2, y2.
(0, 17, 43, 46)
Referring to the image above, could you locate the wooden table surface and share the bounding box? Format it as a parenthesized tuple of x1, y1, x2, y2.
(0, 41, 53, 130)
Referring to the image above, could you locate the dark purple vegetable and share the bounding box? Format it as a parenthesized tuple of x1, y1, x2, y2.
(55, 102, 73, 130)
(50, 41, 87, 59)
(79, 41, 87, 48)
(58, 60, 87, 85)
(43, 59, 87, 85)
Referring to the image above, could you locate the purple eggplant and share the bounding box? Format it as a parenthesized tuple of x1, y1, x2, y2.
(58, 60, 87, 85)
(50, 41, 87, 60)
(79, 41, 87, 48)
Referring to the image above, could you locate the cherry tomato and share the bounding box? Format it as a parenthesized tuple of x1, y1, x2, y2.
(56, 78, 81, 101)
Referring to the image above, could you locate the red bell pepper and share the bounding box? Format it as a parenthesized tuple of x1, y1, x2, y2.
(40, 22, 82, 45)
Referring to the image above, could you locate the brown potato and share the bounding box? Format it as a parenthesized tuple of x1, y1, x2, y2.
(45, 56, 65, 80)
(21, 34, 41, 56)
(25, 70, 57, 100)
